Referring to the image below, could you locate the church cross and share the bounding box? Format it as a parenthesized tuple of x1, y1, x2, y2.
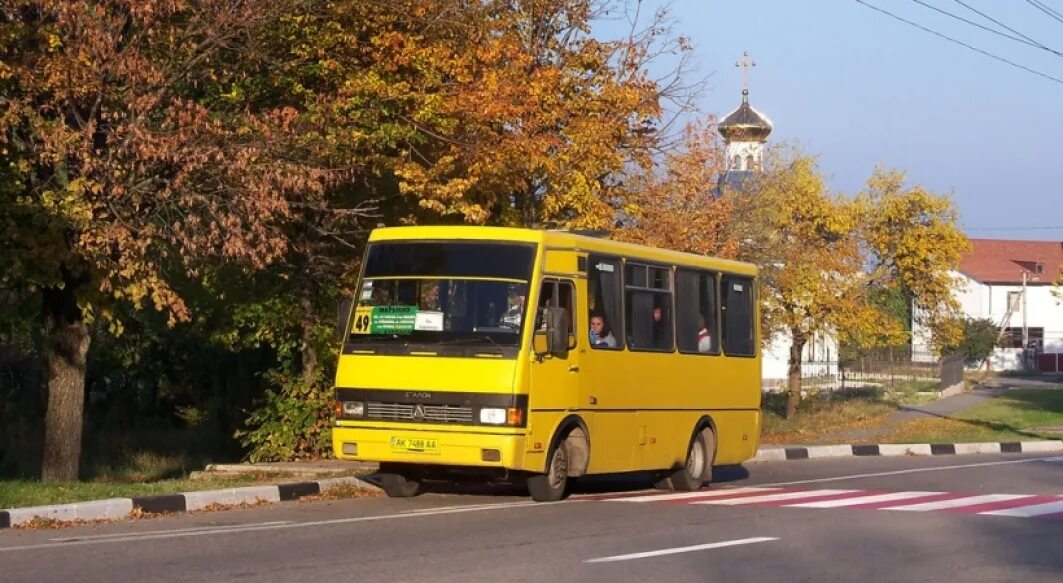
(736, 51, 756, 92)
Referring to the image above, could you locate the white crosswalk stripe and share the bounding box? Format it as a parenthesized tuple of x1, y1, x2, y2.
(787, 491, 942, 508)
(881, 494, 1033, 512)
(606, 487, 779, 503)
(980, 501, 1063, 518)
(692, 489, 859, 505)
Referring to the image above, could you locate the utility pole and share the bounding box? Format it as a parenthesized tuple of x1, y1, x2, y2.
(1022, 271, 1029, 370)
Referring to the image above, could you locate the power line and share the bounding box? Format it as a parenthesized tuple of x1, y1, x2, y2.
(933, 0, 1063, 56)
(853, 0, 1063, 85)
(1026, 0, 1063, 24)
(953, 0, 1051, 49)
(910, 0, 1063, 56)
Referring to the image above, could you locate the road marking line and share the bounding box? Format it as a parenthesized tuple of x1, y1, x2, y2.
(980, 500, 1063, 517)
(402, 501, 538, 514)
(693, 489, 859, 505)
(605, 487, 778, 503)
(0, 501, 561, 553)
(758, 455, 1062, 488)
(47, 521, 294, 542)
(787, 491, 941, 508)
(880, 494, 1033, 512)
(584, 537, 779, 563)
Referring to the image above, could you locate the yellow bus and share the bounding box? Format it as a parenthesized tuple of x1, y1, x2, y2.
(332, 226, 761, 501)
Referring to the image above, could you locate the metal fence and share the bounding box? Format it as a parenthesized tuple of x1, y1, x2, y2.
(792, 348, 963, 394)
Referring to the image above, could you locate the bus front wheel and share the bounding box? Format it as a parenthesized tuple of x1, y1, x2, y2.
(378, 471, 421, 498)
(527, 442, 569, 502)
(664, 428, 715, 491)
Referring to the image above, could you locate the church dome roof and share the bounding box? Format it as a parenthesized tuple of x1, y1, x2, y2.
(718, 90, 773, 142)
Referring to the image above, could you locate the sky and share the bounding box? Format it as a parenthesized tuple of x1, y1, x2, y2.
(601, 0, 1063, 240)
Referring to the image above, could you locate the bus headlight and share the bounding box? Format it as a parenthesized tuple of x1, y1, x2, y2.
(342, 401, 365, 417)
(479, 408, 506, 424)
(479, 407, 523, 425)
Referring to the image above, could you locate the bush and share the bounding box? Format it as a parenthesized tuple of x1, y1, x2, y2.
(952, 317, 998, 366)
(236, 372, 334, 462)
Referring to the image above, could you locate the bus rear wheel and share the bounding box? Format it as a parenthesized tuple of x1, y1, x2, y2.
(377, 468, 421, 498)
(664, 428, 715, 491)
(528, 442, 569, 502)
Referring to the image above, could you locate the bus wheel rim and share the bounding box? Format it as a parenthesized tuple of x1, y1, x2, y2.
(687, 440, 704, 479)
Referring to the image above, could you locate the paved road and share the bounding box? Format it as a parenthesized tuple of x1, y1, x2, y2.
(2, 454, 1062, 582)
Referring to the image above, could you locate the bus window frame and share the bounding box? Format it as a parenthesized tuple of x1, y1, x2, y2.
(587, 254, 625, 352)
(675, 268, 721, 357)
(720, 273, 757, 358)
(534, 278, 578, 352)
(622, 260, 676, 353)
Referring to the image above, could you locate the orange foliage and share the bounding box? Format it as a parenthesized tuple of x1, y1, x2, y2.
(617, 121, 736, 257)
(0, 0, 337, 322)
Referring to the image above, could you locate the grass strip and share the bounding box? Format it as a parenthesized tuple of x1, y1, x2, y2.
(1, 473, 284, 509)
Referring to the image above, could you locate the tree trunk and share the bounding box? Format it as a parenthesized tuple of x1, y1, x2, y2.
(300, 296, 318, 383)
(785, 329, 808, 420)
(41, 280, 90, 482)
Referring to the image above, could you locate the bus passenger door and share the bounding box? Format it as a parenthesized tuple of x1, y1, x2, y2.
(528, 278, 580, 435)
(579, 255, 637, 473)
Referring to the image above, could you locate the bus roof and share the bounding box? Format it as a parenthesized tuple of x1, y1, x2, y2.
(368, 225, 757, 276)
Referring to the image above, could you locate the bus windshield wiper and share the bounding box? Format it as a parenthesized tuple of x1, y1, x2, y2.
(347, 333, 403, 342)
(438, 335, 501, 346)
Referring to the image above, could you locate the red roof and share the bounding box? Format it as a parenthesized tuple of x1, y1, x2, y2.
(960, 239, 1063, 284)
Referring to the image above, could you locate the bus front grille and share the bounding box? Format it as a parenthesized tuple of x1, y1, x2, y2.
(366, 402, 474, 423)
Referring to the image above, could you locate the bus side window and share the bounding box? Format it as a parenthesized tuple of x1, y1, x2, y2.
(625, 263, 673, 352)
(721, 275, 755, 356)
(677, 269, 719, 354)
(588, 256, 623, 350)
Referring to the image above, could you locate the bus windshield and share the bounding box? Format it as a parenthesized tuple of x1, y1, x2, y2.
(348, 242, 535, 348)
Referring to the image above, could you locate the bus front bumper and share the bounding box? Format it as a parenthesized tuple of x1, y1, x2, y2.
(332, 425, 529, 470)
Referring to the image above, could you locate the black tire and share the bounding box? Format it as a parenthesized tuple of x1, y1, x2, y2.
(378, 473, 420, 498)
(664, 428, 715, 491)
(527, 442, 569, 502)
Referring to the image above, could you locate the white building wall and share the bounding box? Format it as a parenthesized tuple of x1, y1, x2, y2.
(935, 271, 1063, 370)
(725, 140, 763, 171)
(761, 329, 839, 387)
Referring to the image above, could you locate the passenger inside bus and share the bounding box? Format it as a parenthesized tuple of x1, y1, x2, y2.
(589, 313, 617, 348)
(651, 304, 671, 349)
(697, 315, 712, 353)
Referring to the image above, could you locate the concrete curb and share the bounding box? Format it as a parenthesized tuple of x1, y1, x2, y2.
(0, 476, 380, 529)
(750, 440, 1063, 462)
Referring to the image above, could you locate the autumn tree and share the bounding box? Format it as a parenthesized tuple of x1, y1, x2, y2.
(726, 151, 887, 417)
(177, 0, 701, 461)
(856, 168, 970, 351)
(722, 149, 967, 418)
(617, 121, 736, 256)
(0, 1, 340, 480)
(341, 0, 698, 230)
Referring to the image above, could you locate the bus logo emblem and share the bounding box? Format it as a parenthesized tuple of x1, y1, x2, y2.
(412, 404, 426, 421)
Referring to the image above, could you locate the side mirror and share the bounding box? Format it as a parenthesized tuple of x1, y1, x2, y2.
(547, 307, 569, 358)
(336, 297, 353, 341)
